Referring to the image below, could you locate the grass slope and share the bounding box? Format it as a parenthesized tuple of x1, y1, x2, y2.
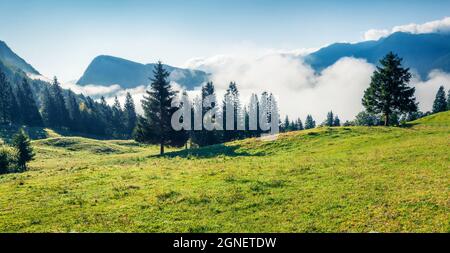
(0, 112, 449, 232)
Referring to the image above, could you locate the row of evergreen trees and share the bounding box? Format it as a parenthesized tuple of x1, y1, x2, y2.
(134, 62, 282, 154)
(0, 71, 137, 138)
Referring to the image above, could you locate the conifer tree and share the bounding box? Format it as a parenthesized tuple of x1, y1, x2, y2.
(333, 116, 341, 126)
(325, 111, 334, 127)
(136, 61, 186, 154)
(50, 77, 69, 127)
(362, 52, 417, 126)
(66, 91, 82, 132)
(123, 92, 137, 137)
(17, 78, 43, 126)
(432, 86, 447, 113)
(305, 115, 316, 129)
(222, 82, 242, 141)
(12, 128, 34, 172)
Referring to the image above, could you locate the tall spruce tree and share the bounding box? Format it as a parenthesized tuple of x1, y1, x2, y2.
(41, 87, 57, 127)
(12, 128, 34, 172)
(192, 82, 220, 146)
(112, 96, 125, 136)
(362, 52, 417, 126)
(283, 115, 290, 132)
(325, 111, 334, 127)
(333, 116, 341, 126)
(432, 86, 447, 113)
(66, 91, 82, 132)
(123, 92, 137, 137)
(222, 82, 241, 142)
(305, 115, 316, 129)
(136, 61, 185, 155)
(296, 118, 304, 130)
(447, 89, 450, 111)
(17, 78, 43, 126)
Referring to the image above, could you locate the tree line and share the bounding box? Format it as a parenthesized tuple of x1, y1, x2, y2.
(0, 72, 137, 138)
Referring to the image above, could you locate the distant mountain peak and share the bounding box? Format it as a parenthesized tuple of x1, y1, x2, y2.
(0, 40, 40, 75)
(77, 55, 210, 89)
(305, 32, 450, 78)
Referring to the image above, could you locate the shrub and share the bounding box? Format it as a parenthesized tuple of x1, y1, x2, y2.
(0, 146, 16, 174)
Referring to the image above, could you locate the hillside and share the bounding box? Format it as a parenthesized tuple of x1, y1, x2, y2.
(0, 40, 39, 75)
(0, 112, 449, 232)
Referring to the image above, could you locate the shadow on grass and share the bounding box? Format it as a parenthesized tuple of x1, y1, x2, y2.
(400, 122, 420, 128)
(163, 143, 265, 159)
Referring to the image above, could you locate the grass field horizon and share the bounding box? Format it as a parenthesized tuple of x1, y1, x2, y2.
(0, 111, 449, 233)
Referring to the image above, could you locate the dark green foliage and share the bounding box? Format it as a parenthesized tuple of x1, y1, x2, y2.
(333, 116, 341, 127)
(355, 111, 380, 126)
(12, 128, 34, 171)
(123, 92, 137, 137)
(432, 86, 447, 113)
(362, 52, 417, 126)
(17, 78, 43, 126)
(447, 89, 450, 110)
(325, 111, 334, 127)
(66, 91, 82, 132)
(305, 115, 316, 129)
(0, 70, 12, 124)
(135, 62, 187, 154)
(0, 147, 13, 174)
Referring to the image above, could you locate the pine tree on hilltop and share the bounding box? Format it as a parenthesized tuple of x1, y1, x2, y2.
(325, 111, 334, 127)
(305, 115, 316, 129)
(333, 115, 341, 126)
(17, 78, 43, 126)
(296, 118, 304, 130)
(363, 52, 417, 126)
(12, 128, 34, 172)
(135, 61, 185, 155)
(124, 92, 137, 137)
(432, 86, 447, 113)
(282, 115, 290, 132)
(447, 89, 450, 111)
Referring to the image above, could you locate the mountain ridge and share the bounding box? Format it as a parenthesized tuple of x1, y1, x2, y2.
(305, 32, 450, 78)
(77, 55, 210, 89)
(0, 40, 40, 75)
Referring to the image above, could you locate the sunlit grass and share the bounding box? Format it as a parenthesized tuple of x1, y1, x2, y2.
(0, 112, 449, 232)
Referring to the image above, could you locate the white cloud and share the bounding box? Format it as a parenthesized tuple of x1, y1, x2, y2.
(411, 70, 450, 112)
(185, 53, 375, 122)
(363, 17, 450, 41)
(61, 81, 122, 97)
(184, 52, 450, 122)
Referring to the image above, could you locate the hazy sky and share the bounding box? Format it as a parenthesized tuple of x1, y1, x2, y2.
(1, 0, 449, 82)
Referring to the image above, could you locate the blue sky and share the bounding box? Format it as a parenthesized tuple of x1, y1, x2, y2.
(0, 0, 449, 81)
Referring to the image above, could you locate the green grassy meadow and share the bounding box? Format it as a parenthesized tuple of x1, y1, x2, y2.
(0, 112, 449, 232)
